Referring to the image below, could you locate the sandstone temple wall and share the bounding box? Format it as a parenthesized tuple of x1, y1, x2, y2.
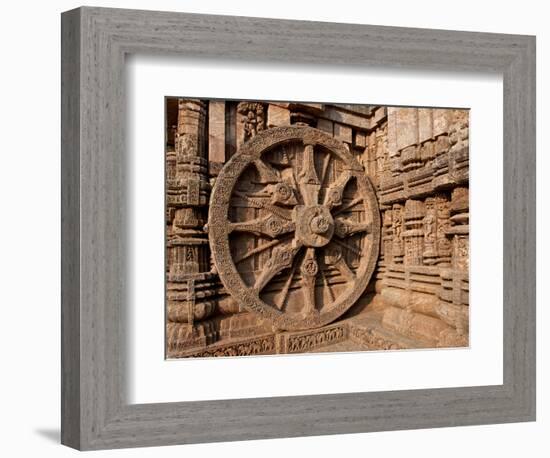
(165, 99, 469, 357)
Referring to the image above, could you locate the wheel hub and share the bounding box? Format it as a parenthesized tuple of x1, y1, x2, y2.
(294, 205, 334, 248)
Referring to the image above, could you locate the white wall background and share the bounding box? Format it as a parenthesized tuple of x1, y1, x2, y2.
(0, 1, 546, 456)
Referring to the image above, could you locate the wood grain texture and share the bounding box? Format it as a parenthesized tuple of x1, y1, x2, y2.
(61, 6, 536, 450)
(60, 7, 81, 449)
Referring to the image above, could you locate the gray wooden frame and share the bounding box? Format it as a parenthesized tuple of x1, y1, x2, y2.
(61, 6, 536, 451)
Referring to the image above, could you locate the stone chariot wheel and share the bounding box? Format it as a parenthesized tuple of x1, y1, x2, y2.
(208, 126, 380, 331)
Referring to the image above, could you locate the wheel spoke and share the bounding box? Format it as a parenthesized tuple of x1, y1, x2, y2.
(228, 214, 295, 238)
(275, 264, 296, 310)
(334, 217, 371, 238)
(333, 256, 355, 282)
(332, 238, 362, 257)
(267, 181, 298, 206)
(323, 170, 352, 209)
(300, 248, 318, 314)
(253, 241, 302, 293)
(253, 158, 280, 183)
(324, 246, 356, 282)
(320, 268, 335, 302)
(320, 151, 332, 186)
(298, 143, 320, 206)
(233, 190, 292, 221)
(234, 238, 281, 263)
(332, 196, 363, 216)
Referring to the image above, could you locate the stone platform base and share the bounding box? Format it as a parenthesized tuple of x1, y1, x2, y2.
(167, 310, 432, 358)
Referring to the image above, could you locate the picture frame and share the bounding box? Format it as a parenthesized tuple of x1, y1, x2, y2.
(61, 6, 536, 450)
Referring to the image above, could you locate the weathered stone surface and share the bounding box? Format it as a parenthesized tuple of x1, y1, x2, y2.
(316, 118, 333, 135)
(323, 105, 370, 129)
(394, 108, 418, 151)
(418, 108, 433, 144)
(433, 108, 451, 137)
(208, 100, 225, 173)
(355, 131, 367, 148)
(267, 103, 291, 128)
(165, 99, 469, 358)
(333, 123, 352, 143)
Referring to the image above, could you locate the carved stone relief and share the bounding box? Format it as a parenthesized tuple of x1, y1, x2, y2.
(165, 99, 469, 357)
(209, 126, 380, 331)
(237, 101, 266, 145)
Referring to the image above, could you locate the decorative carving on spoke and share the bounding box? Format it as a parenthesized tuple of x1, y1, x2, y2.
(228, 214, 295, 238)
(208, 126, 380, 331)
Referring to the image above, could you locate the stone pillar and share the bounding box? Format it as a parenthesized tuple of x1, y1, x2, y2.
(436, 186, 469, 346)
(166, 99, 217, 355)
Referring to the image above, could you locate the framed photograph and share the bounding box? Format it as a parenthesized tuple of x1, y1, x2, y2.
(61, 6, 536, 450)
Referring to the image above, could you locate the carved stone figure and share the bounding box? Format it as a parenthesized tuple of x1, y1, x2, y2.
(423, 208, 437, 263)
(237, 102, 266, 144)
(391, 204, 404, 264)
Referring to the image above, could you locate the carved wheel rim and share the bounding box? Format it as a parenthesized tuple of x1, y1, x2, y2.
(209, 126, 380, 331)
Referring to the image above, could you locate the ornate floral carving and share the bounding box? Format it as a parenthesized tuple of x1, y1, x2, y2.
(185, 336, 276, 358)
(285, 325, 347, 353)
